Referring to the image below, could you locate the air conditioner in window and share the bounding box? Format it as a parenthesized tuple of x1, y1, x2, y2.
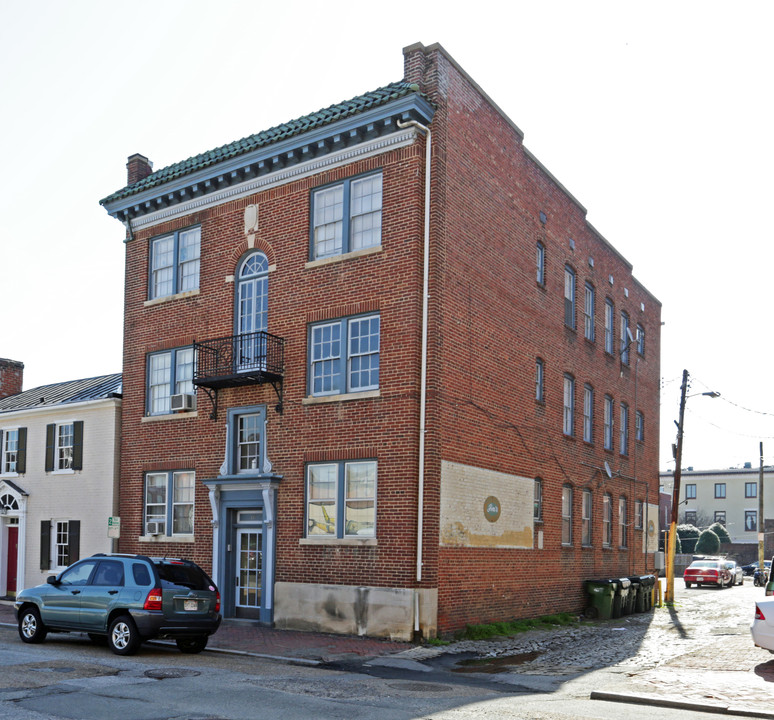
(170, 393, 196, 411)
(146, 521, 163, 536)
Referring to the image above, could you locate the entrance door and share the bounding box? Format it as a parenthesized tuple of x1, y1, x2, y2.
(6, 526, 17, 596)
(235, 528, 262, 619)
(236, 252, 268, 372)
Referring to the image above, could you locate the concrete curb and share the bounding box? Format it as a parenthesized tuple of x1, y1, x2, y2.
(591, 691, 774, 719)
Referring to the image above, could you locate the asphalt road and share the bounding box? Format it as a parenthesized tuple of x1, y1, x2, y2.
(0, 580, 772, 719)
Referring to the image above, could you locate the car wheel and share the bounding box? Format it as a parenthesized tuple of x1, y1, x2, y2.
(18, 607, 47, 644)
(108, 615, 141, 656)
(685, 582, 691, 588)
(176, 635, 208, 654)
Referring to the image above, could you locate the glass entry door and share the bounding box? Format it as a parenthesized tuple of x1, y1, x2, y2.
(235, 527, 262, 618)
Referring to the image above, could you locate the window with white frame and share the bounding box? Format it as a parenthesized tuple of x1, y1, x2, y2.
(636, 410, 644, 442)
(144, 471, 195, 536)
(603, 395, 614, 451)
(534, 478, 543, 521)
(45, 422, 83, 472)
(584, 283, 595, 341)
(311, 172, 382, 260)
(147, 347, 195, 415)
(604, 298, 614, 354)
(583, 385, 594, 443)
(309, 314, 380, 396)
(226, 405, 267, 475)
(636, 323, 645, 356)
(561, 485, 572, 545)
(0, 427, 26, 474)
(635, 500, 643, 529)
(582, 488, 592, 546)
(536, 241, 546, 286)
(149, 226, 201, 299)
(306, 460, 376, 538)
(564, 266, 576, 329)
(619, 403, 629, 456)
(602, 493, 612, 547)
(619, 496, 628, 548)
(620, 311, 631, 364)
(40, 519, 80, 571)
(563, 375, 575, 436)
(535, 358, 545, 403)
(56, 521, 71, 568)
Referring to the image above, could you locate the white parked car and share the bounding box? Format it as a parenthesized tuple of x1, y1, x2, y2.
(751, 597, 774, 653)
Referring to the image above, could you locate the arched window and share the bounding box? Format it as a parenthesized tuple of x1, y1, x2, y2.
(235, 252, 269, 371)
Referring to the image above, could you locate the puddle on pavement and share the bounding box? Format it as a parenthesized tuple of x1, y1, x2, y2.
(453, 651, 542, 673)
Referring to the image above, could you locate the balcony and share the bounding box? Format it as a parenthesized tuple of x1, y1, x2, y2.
(193, 331, 285, 415)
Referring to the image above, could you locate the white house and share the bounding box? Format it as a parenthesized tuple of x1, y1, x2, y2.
(0, 367, 121, 595)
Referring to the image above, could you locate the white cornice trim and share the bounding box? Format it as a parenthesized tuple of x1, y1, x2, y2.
(129, 129, 418, 233)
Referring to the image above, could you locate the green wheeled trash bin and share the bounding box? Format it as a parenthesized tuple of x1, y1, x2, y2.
(584, 579, 617, 620)
(615, 578, 632, 616)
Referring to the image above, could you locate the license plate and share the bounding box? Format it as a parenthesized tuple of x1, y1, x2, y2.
(184, 600, 198, 611)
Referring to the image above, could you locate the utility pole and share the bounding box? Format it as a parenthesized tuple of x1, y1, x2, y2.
(665, 369, 689, 604)
(759, 442, 765, 570)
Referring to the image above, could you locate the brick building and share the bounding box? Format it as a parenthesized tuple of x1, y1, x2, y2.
(100, 42, 661, 639)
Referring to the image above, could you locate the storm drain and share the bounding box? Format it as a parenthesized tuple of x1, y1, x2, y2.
(144, 668, 201, 680)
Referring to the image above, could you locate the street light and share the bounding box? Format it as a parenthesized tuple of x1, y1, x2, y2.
(664, 370, 720, 603)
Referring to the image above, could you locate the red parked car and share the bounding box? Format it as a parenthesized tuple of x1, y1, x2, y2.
(684, 559, 732, 588)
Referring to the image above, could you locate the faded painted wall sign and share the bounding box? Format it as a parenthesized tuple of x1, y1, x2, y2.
(484, 496, 501, 522)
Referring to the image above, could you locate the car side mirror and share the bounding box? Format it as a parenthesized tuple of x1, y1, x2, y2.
(46, 575, 59, 585)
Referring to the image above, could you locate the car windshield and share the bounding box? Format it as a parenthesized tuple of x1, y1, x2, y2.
(156, 562, 213, 591)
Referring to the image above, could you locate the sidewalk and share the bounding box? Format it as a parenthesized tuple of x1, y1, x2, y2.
(0, 599, 408, 664)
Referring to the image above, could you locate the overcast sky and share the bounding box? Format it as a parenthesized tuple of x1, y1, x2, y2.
(1, 1, 772, 472)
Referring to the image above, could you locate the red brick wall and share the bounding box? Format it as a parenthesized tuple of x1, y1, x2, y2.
(0, 358, 23, 399)
(404, 43, 661, 632)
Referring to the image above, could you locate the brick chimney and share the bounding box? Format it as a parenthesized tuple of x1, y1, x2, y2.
(0, 358, 23, 399)
(126, 153, 153, 185)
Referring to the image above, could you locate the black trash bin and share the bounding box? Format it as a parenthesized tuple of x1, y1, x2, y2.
(639, 575, 656, 611)
(613, 578, 631, 617)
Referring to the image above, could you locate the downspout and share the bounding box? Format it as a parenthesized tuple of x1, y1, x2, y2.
(397, 119, 432, 605)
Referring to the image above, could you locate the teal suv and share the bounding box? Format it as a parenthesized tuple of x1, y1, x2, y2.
(15, 554, 221, 655)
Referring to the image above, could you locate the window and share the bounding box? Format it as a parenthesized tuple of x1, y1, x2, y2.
(620, 311, 630, 364)
(235, 252, 269, 372)
(45, 422, 83, 472)
(535, 358, 545, 403)
(40, 519, 80, 571)
(583, 385, 594, 443)
(619, 403, 629, 456)
(306, 460, 376, 538)
(144, 471, 195, 536)
(584, 283, 595, 341)
(745, 510, 757, 532)
(715, 511, 726, 525)
(561, 485, 573, 545)
(603, 395, 614, 451)
(0, 427, 26, 474)
(536, 241, 546, 286)
(602, 494, 612, 547)
(636, 324, 645, 356)
(311, 172, 382, 260)
(684, 510, 697, 525)
(636, 410, 644, 442)
(619, 496, 628, 548)
(715, 483, 726, 499)
(582, 489, 592, 546)
(534, 478, 543, 521)
(604, 299, 614, 354)
(147, 347, 195, 415)
(563, 375, 575, 436)
(746, 482, 757, 498)
(685, 483, 697, 499)
(564, 266, 576, 329)
(149, 226, 201, 299)
(635, 500, 643, 529)
(309, 314, 380, 396)
(226, 405, 267, 475)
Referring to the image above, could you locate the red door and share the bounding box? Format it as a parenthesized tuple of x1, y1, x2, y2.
(6, 526, 18, 595)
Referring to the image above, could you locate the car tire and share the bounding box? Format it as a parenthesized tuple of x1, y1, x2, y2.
(176, 635, 208, 654)
(108, 615, 141, 656)
(685, 582, 691, 588)
(18, 607, 47, 644)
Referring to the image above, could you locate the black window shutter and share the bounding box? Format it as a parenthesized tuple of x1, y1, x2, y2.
(40, 521, 51, 571)
(45, 424, 55, 472)
(72, 421, 84, 471)
(0, 430, 3, 468)
(68, 520, 80, 563)
(17, 427, 27, 474)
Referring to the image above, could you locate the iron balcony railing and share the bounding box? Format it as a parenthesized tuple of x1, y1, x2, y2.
(193, 331, 284, 389)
